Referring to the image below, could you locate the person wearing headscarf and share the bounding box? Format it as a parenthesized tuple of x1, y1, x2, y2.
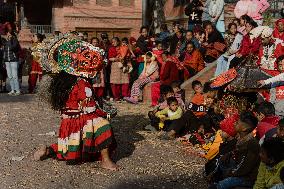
(124, 52, 159, 104)
(273, 19, 284, 41)
(257, 26, 284, 75)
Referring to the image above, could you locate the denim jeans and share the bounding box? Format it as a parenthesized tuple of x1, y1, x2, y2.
(270, 184, 284, 189)
(215, 55, 229, 77)
(5, 61, 20, 92)
(216, 177, 253, 189)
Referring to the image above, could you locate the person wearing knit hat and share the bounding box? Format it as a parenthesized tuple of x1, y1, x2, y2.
(257, 26, 284, 74)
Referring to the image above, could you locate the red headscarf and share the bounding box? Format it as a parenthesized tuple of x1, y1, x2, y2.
(129, 37, 137, 45)
(273, 19, 284, 41)
(220, 113, 239, 137)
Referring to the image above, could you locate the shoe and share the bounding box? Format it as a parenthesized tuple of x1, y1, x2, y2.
(123, 97, 138, 104)
(14, 91, 21, 96)
(8, 91, 14, 95)
(128, 67, 133, 73)
(145, 125, 157, 132)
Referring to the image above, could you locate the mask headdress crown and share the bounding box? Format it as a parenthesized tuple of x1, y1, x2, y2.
(38, 33, 106, 78)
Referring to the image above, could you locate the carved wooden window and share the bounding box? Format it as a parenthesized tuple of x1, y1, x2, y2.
(96, 0, 112, 6)
(119, 0, 134, 6)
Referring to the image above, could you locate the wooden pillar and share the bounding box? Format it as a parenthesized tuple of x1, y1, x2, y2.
(142, 0, 149, 26)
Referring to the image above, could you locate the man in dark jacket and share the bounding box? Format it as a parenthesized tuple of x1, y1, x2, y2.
(209, 112, 260, 189)
(184, 0, 203, 31)
(1, 27, 20, 95)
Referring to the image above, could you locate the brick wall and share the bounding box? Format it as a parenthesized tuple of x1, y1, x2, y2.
(51, 0, 142, 38)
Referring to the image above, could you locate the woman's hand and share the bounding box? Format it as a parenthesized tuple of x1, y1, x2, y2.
(203, 42, 209, 47)
(258, 80, 265, 87)
(235, 53, 242, 58)
(160, 116, 167, 122)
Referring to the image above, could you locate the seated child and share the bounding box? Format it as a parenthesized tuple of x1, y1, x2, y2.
(124, 52, 159, 104)
(191, 80, 205, 117)
(171, 81, 185, 109)
(254, 137, 284, 189)
(152, 42, 164, 66)
(119, 37, 134, 73)
(194, 30, 205, 49)
(146, 86, 174, 131)
(209, 112, 260, 189)
(155, 97, 183, 130)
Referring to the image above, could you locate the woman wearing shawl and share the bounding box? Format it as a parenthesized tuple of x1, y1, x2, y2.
(201, 22, 226, 63)
(215, 23, 243, 77)
(124, 52, 159, 104)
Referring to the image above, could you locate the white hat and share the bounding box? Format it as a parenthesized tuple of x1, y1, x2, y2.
(250, 26, 273, 40)
(261, 27, 273, 38)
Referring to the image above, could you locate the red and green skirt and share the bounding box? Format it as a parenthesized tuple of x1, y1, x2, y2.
(50, 114, 115, 161)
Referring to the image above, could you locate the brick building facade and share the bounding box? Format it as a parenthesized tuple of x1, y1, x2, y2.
(51, 0, 142, 39)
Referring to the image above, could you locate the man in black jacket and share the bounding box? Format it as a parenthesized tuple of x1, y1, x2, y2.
(1, 27, 20, 95)
(184, 0, 203, 31)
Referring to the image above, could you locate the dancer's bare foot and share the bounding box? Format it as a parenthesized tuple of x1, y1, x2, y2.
(101, 159, 119, 171)
(33, 145, 49, 161)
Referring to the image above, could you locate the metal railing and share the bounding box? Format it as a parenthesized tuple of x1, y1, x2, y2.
(29, 25, 53, 34)
(269, 0, 284, 18)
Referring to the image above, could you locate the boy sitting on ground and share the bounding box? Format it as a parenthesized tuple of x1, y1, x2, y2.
(155, 97, 183, 130)
(145, 86, 174, 131)
(191, 80, 205, 117)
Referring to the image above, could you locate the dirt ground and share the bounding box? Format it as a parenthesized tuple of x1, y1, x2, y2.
(0, 82, 208, 189)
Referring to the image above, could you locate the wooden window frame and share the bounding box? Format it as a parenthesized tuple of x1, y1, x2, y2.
(96, 0, 112, 6)
(119, 0, 134, 7)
